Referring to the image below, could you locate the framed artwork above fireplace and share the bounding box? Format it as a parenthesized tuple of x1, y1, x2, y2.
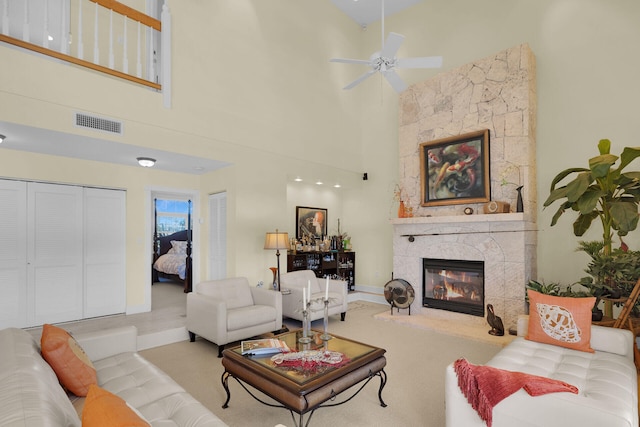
(419, 129, 490, 207)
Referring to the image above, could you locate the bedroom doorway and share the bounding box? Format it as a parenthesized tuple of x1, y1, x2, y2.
(147, 188, 199, 314)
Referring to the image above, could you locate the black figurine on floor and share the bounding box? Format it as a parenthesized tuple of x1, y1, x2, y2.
(486, 304, 505, 336)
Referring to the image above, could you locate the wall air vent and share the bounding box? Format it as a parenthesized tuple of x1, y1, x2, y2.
(74, 113, 123, 135)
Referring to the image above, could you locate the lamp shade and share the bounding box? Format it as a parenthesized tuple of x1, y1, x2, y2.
(264, 230, 289, 250)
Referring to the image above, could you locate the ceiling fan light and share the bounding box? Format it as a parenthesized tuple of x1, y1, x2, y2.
(137, 157, 156, 167)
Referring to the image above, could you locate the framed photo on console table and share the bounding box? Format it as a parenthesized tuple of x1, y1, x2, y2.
(419, 129, 490, 207)
(296, 206, 327, 240)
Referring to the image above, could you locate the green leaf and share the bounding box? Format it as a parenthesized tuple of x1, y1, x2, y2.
(589, 154, 617, 178)
(573, 211, 598, 236)
(618, 146, 640, 171)
(576, 188, 604, 214)
(550, 201, 572, 226)
(549, 168, 589, 192)
(544, 186, 570, 207)
(565, 172, 592, 202)
(598, 139, 611, 155)
(610, 201, 640, 233)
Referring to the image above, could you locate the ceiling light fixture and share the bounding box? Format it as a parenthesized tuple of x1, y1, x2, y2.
(316, 180, 323, 185)
(0, 134, 5, 143)
(334, 183, 341, 188)
(294, 176, 303, 182)
(137, 157, 156, 167)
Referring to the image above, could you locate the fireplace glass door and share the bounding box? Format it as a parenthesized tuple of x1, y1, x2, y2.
(422, 258, 484, 317)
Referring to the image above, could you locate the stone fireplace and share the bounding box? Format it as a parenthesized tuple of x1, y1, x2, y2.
(392, 214, 536, 329)
(392, 44, 537, 330)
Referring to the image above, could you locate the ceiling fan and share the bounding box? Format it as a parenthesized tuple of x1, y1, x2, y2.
(330, 0, 442, 93)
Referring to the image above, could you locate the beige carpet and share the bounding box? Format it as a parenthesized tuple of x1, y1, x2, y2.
(140, 301, 502, 427)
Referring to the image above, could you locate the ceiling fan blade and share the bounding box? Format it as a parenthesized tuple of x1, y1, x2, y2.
(396, 56, 443, 69)
(330, 58, 371, 65)
(381, 32, 405, 59)
(343, 70, 377, 90)
(383, 70, 408, 93)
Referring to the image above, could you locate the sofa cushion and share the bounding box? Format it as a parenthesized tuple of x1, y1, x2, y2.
(82, 384, 149, 427)
(196, 277, 254, 309)
(280, 270, 322, 293)
(0, 327, 81, 427)
(41, 324, 98, 396)
(92, 350, 227, 426)
(227, 305, 277, 331)
(526, 290, 595, 353)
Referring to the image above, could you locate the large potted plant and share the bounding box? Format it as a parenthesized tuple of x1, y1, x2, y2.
(544, 139, 640, 315)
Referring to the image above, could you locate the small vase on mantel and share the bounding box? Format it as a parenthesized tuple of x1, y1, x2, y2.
(398, 200, 407, 218)
(515, 186, 524, 213)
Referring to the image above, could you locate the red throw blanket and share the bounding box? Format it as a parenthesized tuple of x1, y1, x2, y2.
(453, 358, 578, 427)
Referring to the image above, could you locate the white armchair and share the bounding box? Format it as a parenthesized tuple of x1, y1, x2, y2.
(280, 270, 348, 322)
(186, 277, 282, 357)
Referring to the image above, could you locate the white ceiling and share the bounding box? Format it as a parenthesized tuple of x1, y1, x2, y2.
(0, 0, 423, 174)
(331, 0, 423, 27)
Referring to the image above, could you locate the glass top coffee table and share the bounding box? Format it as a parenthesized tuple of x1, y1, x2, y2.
(221, 329, 387, 427)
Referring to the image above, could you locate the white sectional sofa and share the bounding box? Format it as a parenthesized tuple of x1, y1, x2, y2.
(0, 326, 227, 427)
(445, 315, 638, 427)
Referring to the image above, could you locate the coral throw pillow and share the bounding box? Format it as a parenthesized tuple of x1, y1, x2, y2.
(526, 290, 595, 353)
(82, 384, 150, 427)
(40, 323, 97, 396)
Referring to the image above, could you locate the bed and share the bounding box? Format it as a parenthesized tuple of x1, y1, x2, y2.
(152, 201, 193, 292)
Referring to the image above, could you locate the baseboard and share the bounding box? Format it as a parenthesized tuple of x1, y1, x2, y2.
(137, 326, 189, 350)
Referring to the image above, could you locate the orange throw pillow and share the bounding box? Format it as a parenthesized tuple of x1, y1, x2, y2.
(40, 324, 97, 396)
(82, 384, 150, 427)
(526, 290, 595, 353)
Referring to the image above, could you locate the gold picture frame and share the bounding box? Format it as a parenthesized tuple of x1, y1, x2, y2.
(419, 129, 490, 207)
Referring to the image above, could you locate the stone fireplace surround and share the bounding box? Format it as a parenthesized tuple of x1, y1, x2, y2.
(391, 43, 538, 331)
(391, 213, 536, 329)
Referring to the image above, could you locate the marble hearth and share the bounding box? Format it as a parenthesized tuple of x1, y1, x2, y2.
(391, 213, 536, 329)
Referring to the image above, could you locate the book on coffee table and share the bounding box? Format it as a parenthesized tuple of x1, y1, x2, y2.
(241, 338, 290, 356)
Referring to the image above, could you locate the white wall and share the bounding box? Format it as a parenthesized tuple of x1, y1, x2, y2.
(1, 0, 639, 308)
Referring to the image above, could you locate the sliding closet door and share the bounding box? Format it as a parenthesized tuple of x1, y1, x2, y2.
(84, 188, 126, 318)
(27, 183, 84, 326)
(0, 180, 27, 328)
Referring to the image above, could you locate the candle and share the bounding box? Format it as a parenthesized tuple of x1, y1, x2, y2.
(325, 277, 329, 301)
(303, 288, 306, 310)
(307, 280, 311, 302)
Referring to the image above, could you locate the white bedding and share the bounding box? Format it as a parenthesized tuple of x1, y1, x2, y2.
(153, 253, 187, 279)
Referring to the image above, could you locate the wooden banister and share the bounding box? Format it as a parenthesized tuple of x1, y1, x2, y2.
(0, 34, 161, 90)
(89, 0, 161, 31)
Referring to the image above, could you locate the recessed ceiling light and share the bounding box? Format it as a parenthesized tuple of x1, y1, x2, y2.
(334, 183, 341, 188)
(316, 180, 323, 185)
(294, 176, 302, 182)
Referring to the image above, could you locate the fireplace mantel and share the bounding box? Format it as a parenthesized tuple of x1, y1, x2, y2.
(390, 213, 525, 226)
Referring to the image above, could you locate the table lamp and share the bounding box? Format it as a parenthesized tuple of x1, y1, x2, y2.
(264, 229, 289, 291)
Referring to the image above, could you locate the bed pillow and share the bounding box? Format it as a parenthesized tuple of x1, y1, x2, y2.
(168, 240, 187, 254)
(82, 384, 150, 427)
(40, 324, 97, 396)
(526, 289, 595, 353)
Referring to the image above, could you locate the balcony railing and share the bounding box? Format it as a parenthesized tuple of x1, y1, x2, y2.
(0, 0, 172, 107)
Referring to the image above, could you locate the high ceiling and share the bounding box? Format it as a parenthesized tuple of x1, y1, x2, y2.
(331, 0, 423, 27)
(0, 0, 424, 174)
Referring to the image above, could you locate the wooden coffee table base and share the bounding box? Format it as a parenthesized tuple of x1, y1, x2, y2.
(221, 355, 387, 427)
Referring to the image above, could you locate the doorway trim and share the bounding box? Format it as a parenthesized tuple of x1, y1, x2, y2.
(137, 186, 200, 314)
